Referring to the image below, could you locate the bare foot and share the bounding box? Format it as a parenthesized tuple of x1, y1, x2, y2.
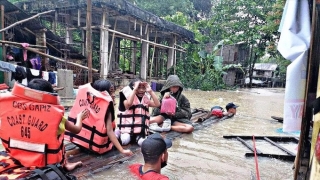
(64, 161, 82, 171)
(54, 87, 65, 91)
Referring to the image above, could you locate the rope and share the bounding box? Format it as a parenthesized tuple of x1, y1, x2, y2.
(253, 135, 261, 180)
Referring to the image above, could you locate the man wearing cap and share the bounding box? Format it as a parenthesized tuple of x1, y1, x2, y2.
(130, 133, 172, 180)
(210, 102, 239, 118)
(224, 102, 239, 116)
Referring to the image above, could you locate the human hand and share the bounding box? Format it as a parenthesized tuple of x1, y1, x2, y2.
(166, 112, 175, 116)
(133, 81, 140, 93)
(164, 92, 171, 98)
(121, 149, 133, 156)
(78, 109, 89, 121)
(142, 82, 152, 93)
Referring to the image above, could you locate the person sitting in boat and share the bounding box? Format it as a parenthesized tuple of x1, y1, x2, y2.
(211, 102, 239, 118)
(150, 75, 194, 133)
(117, 78, 160, 146)
(0, 79, 87, 171)
(64, 79, 133, 156)
(129, 133, 172, 180)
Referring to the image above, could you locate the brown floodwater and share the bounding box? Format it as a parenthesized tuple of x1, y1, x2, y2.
(84, 88, 297, 180)
(1, 88, 298, 179)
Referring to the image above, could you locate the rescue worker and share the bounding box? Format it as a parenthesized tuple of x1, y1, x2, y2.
(117, 78, 160, 146)
(65, 79, 133, 156)
(0, 79, 87, 171)
(150, 75, 194, 133)
(129, 133, 171, 180)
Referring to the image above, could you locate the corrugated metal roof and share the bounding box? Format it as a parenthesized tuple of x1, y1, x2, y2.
(14, 0, 195, 42)
(254, 63, 278, 71)
(0, 0, 85, 59)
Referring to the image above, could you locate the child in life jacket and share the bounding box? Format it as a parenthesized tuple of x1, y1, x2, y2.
(117, 78, 160, 146)
(0, 79, 87, 171)
(65, 79, 133, 156)
(27, 79, 89, 171)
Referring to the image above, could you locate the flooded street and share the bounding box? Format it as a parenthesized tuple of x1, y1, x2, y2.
(87, 88, 298, 180)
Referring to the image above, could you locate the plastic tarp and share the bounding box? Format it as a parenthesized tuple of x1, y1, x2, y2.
(277, 0, 311, 132)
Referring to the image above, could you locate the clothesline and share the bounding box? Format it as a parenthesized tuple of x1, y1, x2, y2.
(0, 61, 57, 86)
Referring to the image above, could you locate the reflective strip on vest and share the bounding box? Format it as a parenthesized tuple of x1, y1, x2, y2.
(117, 86, 150, 137)
(0, 82, 64, 168)
(64, 83, 113, 154)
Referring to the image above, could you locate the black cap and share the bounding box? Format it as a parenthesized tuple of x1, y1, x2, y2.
(226, 102, 239, 111)
(141, 133, 172, 157)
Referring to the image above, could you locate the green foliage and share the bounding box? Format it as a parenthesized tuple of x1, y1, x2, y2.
(135, 0, 194, 17)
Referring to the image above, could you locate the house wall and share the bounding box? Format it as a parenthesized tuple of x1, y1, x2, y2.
(253, 70, 273, 78)
(223, 70, 236, 86)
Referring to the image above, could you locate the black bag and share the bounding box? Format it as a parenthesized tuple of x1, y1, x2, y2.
(20, 164, 76, 180)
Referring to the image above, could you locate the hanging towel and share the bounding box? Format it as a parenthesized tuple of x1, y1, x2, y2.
(29, 58, 38, 69)
(21, 43, 29, 61)
(48, 72, 56, 85)
(43, 71, 49, 81)
(26, 68, 42, 83)
(0, 61, 16, 72)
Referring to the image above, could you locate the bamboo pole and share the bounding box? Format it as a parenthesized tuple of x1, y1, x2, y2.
(0, 10, 55, 33)
(107, 18, 118, 76)
(0, 40, 46, 49)
(27, 46, 98, 72)
(86, 0, 93, 82)
(67, 26, 186, 52)
(103, 27, 186, 52)
(149, 31, 157, 81)
(23, 27, 63, 54)
(6, 42, 98, 72)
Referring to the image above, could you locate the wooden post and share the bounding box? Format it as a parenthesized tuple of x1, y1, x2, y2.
(53, 9, 58, 34)
(141, 29, 149, 80)
(35, 29, 48, 70)
(149, 31, 157, 80)
(65, 11, 73, 44)
(0, 5, 5, 84)
(1, 5, 4, 62)
(100, 10, 109, 79)
(86, 0, 93, 82)
(167, 35, 176, 75)
(155, 44, 160, 78)
(107, 18, 118, 75)
(131, 41, 137, 74)
(77, 8, 81, 27)
(81, 29, 85, 56)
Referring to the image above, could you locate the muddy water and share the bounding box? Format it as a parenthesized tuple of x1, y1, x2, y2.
(0, 88, 297, 179)
(87, 88, 297, 180)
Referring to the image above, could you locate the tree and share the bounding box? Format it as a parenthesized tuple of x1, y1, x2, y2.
(261, 0, 289, 82)
(135, 0, 194, 17)
(209, 0, 278, 87)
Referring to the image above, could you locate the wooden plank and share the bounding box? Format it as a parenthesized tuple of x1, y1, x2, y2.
(236, 137, 263, 154)
(66, 109, 229, 178)
(223, 135, 299, 142)
(271, 116, 283, 123)
(245, 153, 296, 161)
(264, 137, 296, 156)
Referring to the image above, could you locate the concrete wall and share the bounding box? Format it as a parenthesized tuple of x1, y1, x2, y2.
(57, 69, 74, 97)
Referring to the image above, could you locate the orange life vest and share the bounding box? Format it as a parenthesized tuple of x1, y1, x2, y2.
(0, 82, 65, 168)
(64, 83, 114, 154)
(0, 151, 32, 179)
(117, 86, 150, 137)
